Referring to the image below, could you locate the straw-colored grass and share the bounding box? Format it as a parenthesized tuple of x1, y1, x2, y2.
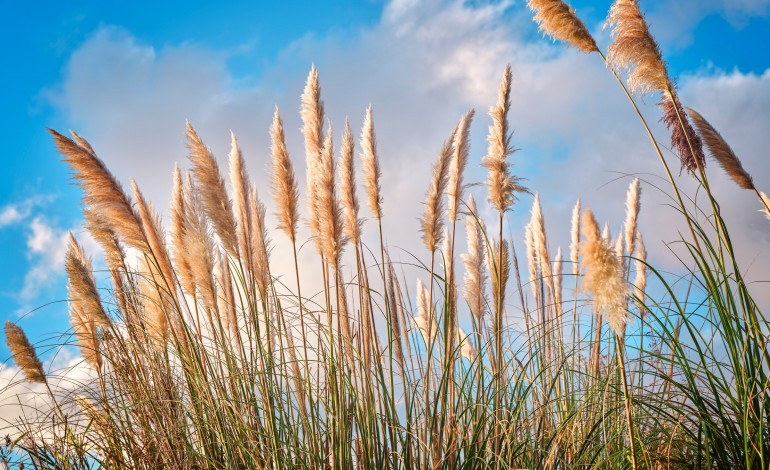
(3, 3, 770, 469)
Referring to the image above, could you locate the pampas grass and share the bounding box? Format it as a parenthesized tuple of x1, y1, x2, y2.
(5, 6, 770, 465)
(528, 0, 598, 53)
(4, 322, 46, 385)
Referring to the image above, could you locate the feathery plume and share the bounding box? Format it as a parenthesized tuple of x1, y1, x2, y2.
(580, 209, 629, 336)
(623, 178, 641, 255)
(688, 108, 754, 189)
(339, 118, 362, 244)
(360, 105, 383, 219)
(66, 235, 106, 370)
(137, 261, 171, 345)
(316, 126, 347, 265)
(447, 110, 475, 223)
(528, 0, 599, 53)
(605, 0, 669, 95)
(185, 122, 239, 257)
(249, 188, 272, 296)
(420, 131, 455, 253)
(229, 132, 254, 275)
(486, 238, 510, 319)
(301, 65, 325, 178)
(182, 179, 219, 315)
(50, 129, 146, 251)
(632, 230, 647, 313)
(530, 194, 555, 304)
(5, 321, 46, 384)
(524, 223, 540, 310)
(270, 108, 301, 243)
(83, 209, 129, 314)
(70, 312, 101, 370)
(456, 326, 476, 360)
(66, 233, 110, 327)
(131, 180, 176, 291)
(170, 166, 196, 297)
(301, 68, 326, 246)
(570, 198, 581, 276)
(660, 96, 706, 173)
(216, 251, 239, 345)
(83, 209, 125, 275)
(461, 195, 487, 323)
(554, 246, 563, 314)
(482, 65, 529, 213)
(415, 279, 438, 347)
(605, 1, 705, 172)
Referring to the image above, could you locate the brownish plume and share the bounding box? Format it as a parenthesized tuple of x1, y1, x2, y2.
(528, 0, 598, 53)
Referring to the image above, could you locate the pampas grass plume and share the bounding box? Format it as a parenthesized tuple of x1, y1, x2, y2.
(271, 108, 300, 243)
(483, 65, 529, 213)
(688, 108, 754, 189)
(580, 209, 629, 336)
(360, 105, 383, 220)
(528, 0, 598, 53)
(5, 321, 46, 384)
(339, 118, 362, 244)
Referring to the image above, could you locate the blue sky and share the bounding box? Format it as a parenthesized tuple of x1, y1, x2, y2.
(1, 0, 769, 364)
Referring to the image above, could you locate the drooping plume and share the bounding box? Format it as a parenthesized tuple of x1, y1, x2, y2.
(482, 65, 529, 213)
(360, 105, 383, 220)
(270, 108, 300, 243)
(580, 209, 629, 336)
(605, 0, 705, 173)
(688, 108, 755, 190)
(5, 321, 46, 384)
(660, 96, 706, 174)
(528, 0, 599, 53)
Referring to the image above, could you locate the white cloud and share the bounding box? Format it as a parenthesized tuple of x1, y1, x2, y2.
(18, 217, 100, 305)
(0, 195, 55, 229)
(45, 0, 770, 314)
(19, 217, 70, 301)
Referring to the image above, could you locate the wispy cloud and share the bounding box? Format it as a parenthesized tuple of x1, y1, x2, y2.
(0, 195, 55, 229)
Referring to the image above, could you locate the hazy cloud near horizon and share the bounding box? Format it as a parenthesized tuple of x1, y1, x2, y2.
(42, 0, 770, 309)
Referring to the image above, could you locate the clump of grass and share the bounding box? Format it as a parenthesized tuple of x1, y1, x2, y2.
(2, 2, 770, 468)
